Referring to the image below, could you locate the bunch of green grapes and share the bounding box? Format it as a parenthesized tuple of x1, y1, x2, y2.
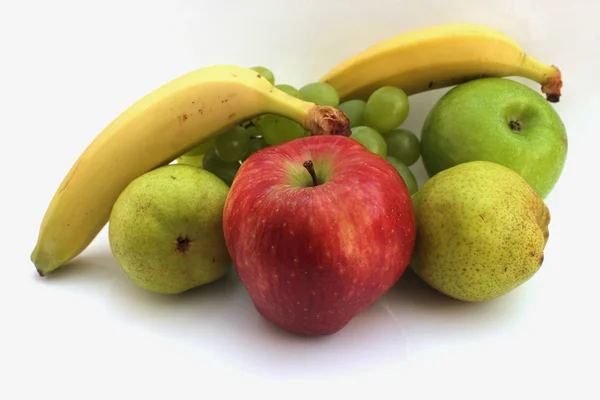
(177, 66, 423, 192)
(335, 85, 421, 194)
(177, 67, 347, 186)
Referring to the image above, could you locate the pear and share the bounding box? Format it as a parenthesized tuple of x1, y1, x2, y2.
(108, 164, 231, 294)
(410, 161, 550, 302)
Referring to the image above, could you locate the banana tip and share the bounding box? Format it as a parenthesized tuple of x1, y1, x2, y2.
(30, 247, 55, 277)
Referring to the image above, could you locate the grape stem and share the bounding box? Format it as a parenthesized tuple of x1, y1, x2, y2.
(303, 160, 318, 186)
(304, 105, 351, 137)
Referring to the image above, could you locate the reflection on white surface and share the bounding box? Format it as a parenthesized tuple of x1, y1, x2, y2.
(27, 243, 541, 369)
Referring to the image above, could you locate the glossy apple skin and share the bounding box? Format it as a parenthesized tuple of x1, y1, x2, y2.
(421, 78, 568, 199)
(223, 135, 416, 336)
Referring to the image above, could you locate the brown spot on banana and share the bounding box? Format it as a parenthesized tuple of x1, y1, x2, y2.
(177, 113, 189, 124)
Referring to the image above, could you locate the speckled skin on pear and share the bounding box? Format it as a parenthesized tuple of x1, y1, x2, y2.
(108, 164, 231, 294)
(410, 161, 550, 302)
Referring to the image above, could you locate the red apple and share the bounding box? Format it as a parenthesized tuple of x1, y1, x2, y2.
(222, 135, 416, 336)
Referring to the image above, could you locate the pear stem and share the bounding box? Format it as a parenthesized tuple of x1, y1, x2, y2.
(303, 160, 318, 186)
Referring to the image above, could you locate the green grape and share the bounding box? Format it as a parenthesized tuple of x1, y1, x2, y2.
(299, 82, 340, 107)
(239, 119, 254, 129)
(182, 138, 215, 157)
(240, 117, 263, 135)
(256, 114, 309, 146)
(176, 138, 215, 166)
(386, 156, 418, 195)
(364, 86, 410, 134)
(202, 147, 240, 186)
(349, 126, 387, 157)
(245, 124, 261, 138)
(383, 128, 421, 166)
(214, 126, 250, 162)
(245, 137, 269, 158)
(337, 99, 366, 128)
(275, 84, 303, 99)
(176, 154, 204, 168)
(250, 66, 275, 85)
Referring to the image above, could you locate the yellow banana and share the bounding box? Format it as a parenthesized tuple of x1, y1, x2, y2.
(32, 64, 350, 276)
(320, 23, 563, 102)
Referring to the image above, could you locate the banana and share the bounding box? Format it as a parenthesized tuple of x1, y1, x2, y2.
(320, 23, 563, 102)
(31, 64, 350, 276)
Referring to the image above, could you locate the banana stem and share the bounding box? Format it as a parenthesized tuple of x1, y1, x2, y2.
(264, 87, 351, 136)
(541, 66, 562, 103)
(304, 105, 351, 136)
(517, 55, 563, 102)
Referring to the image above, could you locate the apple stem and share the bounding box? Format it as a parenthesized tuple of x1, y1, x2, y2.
(303, 160, 318, 186)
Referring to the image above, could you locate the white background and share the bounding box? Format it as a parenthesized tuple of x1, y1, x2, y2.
(1, 0, 599, 399)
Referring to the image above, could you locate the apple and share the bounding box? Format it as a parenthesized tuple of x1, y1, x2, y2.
(223, 135, 416, 336)
(421, 78, 568, 198)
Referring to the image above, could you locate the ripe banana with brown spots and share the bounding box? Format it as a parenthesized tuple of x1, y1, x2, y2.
(32, 64, 350, 276)
(320, 23, 563, 102)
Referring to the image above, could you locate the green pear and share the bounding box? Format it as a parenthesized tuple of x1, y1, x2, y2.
(410, 161, 550, 302)
(108, 164, 231, 294)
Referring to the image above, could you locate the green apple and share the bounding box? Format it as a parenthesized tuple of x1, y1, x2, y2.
(108, 164, 231, 294)
(421, 78, 567, 198)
